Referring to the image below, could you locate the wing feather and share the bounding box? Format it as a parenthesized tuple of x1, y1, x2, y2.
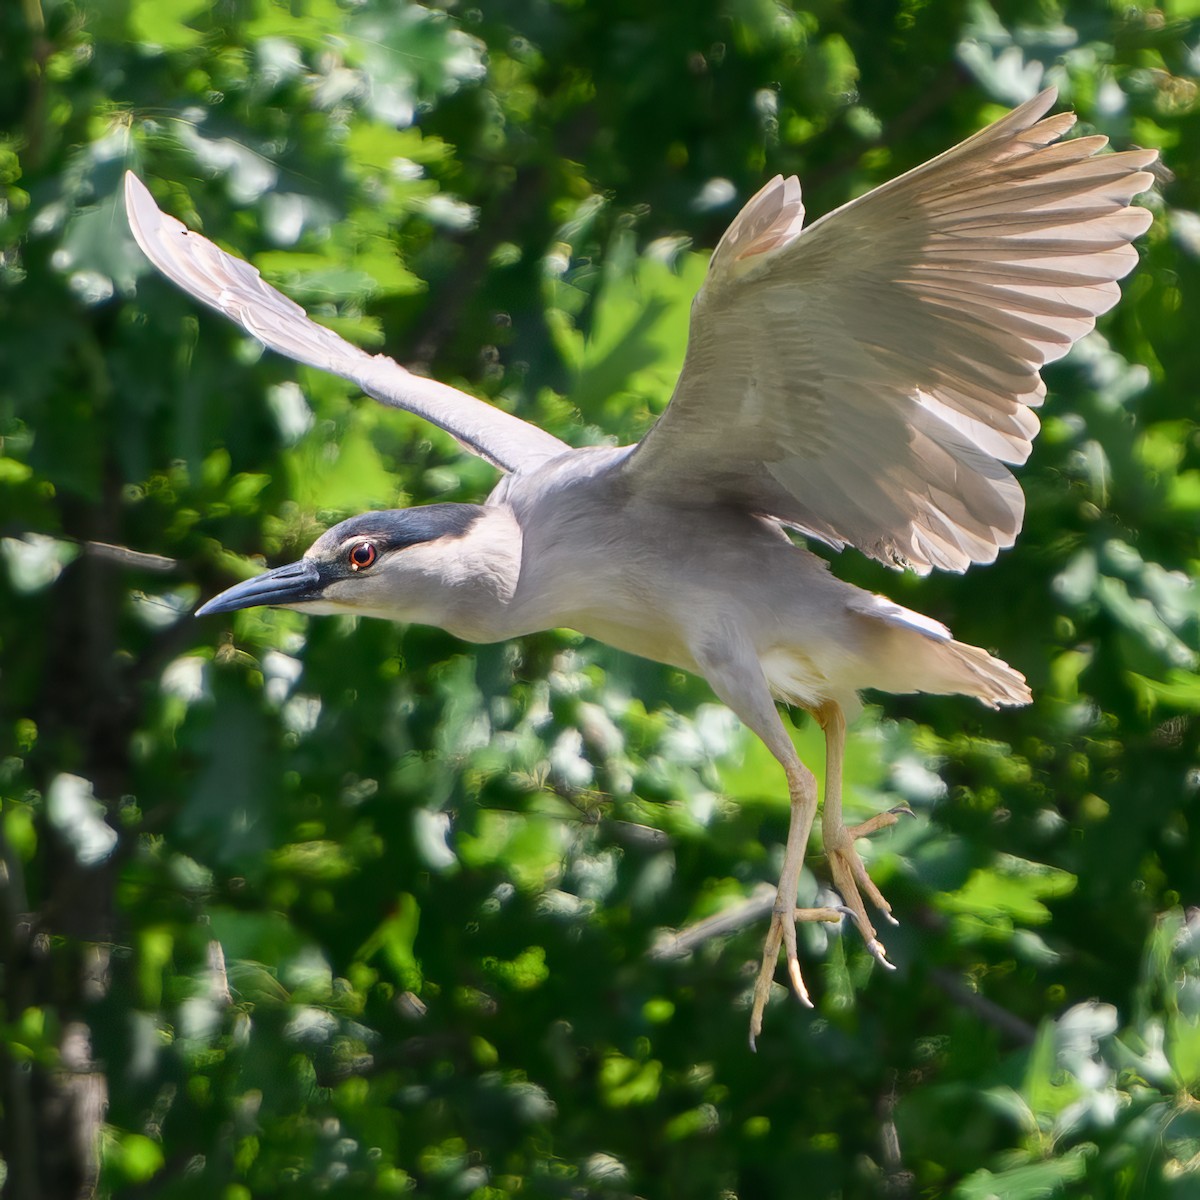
(124, 173, 568, 474)
(623, 89, 1156, 571)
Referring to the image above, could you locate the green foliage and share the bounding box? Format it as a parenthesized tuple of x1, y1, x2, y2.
(1, 0, 1198, 1197)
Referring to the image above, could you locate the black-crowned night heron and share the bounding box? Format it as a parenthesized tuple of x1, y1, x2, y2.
(125, 89, 1155, 1045)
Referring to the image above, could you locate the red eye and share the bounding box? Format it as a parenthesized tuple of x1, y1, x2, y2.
(348, 541, 377, 571)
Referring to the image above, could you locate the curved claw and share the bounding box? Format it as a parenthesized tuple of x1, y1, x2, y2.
(864, 936, 898, 970)
(852, 918, 897, 969)
(888, 804, 917, 819)
(786, 957, 814, 1008)
(838, 902, 899, 967)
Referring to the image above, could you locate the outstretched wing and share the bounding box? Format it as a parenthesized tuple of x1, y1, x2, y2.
(622, 90, 1157, 572)
(125, 173, 568, 474)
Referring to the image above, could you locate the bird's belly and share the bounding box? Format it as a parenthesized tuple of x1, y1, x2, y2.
(565, 609, 698, 676)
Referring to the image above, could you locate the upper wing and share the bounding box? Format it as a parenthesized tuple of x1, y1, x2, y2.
(124, 173, 568, 474)
(622, 90, 1157, 572)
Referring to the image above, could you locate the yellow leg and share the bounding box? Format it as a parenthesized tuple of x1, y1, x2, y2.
(816, 701, 907, 965)
(690, 640, 902, 1045)
(748, 760, 844, 1050)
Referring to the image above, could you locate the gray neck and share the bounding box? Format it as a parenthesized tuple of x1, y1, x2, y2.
(427, 504, 526, 642)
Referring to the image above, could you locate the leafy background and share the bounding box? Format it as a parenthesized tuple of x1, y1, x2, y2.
(2, 0, 1199, 1197)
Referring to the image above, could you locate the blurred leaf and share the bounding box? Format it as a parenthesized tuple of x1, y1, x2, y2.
(953, 1144, 1093, 1200)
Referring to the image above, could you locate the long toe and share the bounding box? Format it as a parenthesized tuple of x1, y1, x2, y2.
(749, 903, 847, 1049)
(750, 912, 788, 1051)
(845, 807, 909, 841)
(824, 823, 901, 964)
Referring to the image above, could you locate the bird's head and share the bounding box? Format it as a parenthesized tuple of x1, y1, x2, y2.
(197, 504, 491, 624)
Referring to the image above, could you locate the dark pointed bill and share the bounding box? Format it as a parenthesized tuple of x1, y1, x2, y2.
(196, 559, 321, 616)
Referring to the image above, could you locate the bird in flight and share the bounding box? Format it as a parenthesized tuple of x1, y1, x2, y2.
(125, 89, 1155, 1046)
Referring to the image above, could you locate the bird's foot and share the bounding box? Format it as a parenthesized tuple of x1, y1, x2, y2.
(823, 805, 911, 965)
(749, 899, 844, 1051)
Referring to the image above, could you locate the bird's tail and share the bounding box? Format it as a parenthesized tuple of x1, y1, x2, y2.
(927, 637, 1032, 708)
(850, 592, 1032, 708)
